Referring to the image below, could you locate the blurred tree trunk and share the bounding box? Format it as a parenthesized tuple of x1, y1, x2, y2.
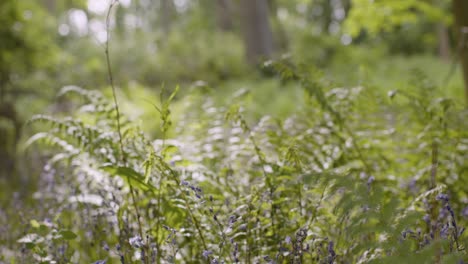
(437, 23, 450, 62)
(453, 0, 468, 104)
(160, 0, 175, 36)
(268, 0, 288, 52)
(0, 102, 20, 179)
(43, 0, 56, 13)
(216, 0, 233, 31)
(322, 0, 333, 34)
(342, 0, 351, 20)
(239, 0, 274, 65)
(115, 5, 126, 36)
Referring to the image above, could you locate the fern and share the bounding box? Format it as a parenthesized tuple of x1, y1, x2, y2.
(20, 59, 468, 263)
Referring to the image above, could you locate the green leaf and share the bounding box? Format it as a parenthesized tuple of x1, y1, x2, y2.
(30, 219, 40, 228)
(101, 165, 156, 192)
(59, 230, 77, 240)
(162, 145, 179, 159)
(142, 151, 154, 184)
(167, 85, 179, 104)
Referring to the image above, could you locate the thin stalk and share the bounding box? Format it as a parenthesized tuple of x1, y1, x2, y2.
(302, 78, 372, 174)
(155, 168, 163, 264)
(249, 134, 278, 244)
(343, 124, 372, 174)
(230, 113, 277, 260)
(158, 158, 209, 253)
(240, 114, 278, 249)
(430, 141, 438, 189)
(209, 201, 232, 262)
(105, 2, 146, 263)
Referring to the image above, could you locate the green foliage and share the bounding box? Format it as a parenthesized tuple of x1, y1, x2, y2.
(155, 30, 246, 84)
(0, 0, 59, 99)
(2, 0, 468, 263)
(17, 219, 78, 263)
(342, 0, 452, 55)
(10, 58, 467, 263)
(345, 0, 451, 37)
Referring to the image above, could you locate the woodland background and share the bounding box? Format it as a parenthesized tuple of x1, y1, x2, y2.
(1, 0, 468, 263)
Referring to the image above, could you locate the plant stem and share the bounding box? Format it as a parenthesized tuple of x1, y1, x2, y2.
(105, 2, 147, 263)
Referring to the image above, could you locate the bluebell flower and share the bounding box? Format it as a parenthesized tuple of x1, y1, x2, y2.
(328, 241, 336, 257)
(367, 176, 375, 185)
(436, 193, 449, 202)
(423, 214, 430, 225)
(129, 235, 145, 248)
(440, 223, 449, 238)
(203, 250, 213, 259)
(232, 242, 239, 260)
(462, 206, 468, 218)
(228, 215, 237, 225)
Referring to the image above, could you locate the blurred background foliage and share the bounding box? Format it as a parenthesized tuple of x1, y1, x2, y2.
(1, 0, 466, 201)
(0, 0, 462, 105)
(0, 0, 468, 261)
(1, 0, 466, 193)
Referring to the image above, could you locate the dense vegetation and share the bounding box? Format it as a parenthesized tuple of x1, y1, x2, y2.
(1, 0, 468, 263)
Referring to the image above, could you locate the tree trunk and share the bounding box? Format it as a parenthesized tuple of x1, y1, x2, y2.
(453, 0, 468, 105)
(268, 0, 289, 52)
(216, 0, 233, 31)
(239, 0, 274, 65)
(342, 0, 351, 20)
(44, 0, 56, 13)
(322, 0, 333, 34)
(160, 0, 175, 36)
(0, 102, 20, 179)
(436, 23, 450, 62)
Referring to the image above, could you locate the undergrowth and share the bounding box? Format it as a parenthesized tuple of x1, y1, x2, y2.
(3, 60, 466, 264)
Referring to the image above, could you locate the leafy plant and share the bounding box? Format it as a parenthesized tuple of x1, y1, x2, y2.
(16, 57, 467, 263)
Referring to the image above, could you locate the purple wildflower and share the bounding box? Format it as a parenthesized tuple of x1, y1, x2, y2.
(423, 214, 430, 225)
(436, 193, 449, 203)
(328, 241, 336, 257)
(203, 250, 213, 259)
(367, 176, 375, 185)
(129, 235, 145, 248)
(462, 206, 468, 218)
